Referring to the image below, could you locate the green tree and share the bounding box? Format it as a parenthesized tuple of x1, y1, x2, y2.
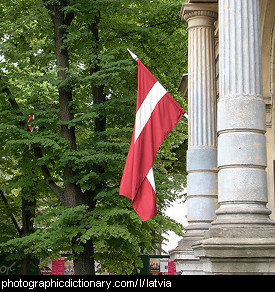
(0, 0, 188, 275)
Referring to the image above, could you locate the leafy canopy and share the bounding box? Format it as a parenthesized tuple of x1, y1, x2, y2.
(0, 0, 188, 274)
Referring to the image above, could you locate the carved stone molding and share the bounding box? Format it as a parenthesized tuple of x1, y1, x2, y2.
(182, 10, 218, 23)
(180, 3, 218, 24)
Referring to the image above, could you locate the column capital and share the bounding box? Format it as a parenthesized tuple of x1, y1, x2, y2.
(181, 3, 218, 24)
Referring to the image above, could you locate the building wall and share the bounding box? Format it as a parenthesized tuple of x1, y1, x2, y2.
(260, 0, 275, 219)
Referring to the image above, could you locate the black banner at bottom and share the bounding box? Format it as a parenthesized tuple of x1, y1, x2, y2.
(0, 275, 183, 291)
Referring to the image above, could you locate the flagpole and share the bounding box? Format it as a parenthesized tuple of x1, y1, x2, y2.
(127, 49, 139, 62)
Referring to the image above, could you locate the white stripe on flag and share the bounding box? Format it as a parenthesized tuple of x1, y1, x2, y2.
(146, 168, 155, 191)
(134, 81, 167, 143)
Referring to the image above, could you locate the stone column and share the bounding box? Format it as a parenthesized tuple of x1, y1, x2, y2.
(212, 0, 272, 231)
(193, 0, 275, 275)
(169, 3, 218, 275)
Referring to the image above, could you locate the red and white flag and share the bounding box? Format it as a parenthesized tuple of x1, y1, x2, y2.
(120, 51, 186, 221)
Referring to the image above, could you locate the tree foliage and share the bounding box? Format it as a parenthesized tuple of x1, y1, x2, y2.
(0, 0, 188, 274)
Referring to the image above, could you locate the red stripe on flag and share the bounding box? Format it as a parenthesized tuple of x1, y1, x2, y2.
(132, 177, 157, 222)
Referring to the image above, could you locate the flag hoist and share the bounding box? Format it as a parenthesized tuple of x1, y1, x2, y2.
(119, 50, 187, 221)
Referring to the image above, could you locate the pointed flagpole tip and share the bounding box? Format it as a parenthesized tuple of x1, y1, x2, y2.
(127, 48, 139, 62)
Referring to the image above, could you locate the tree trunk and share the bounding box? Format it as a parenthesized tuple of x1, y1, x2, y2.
(89, 11, 106, 133)
(19, 194, 36, 275)
(44, 0, 96, 275)
(0, 189, 36, 275)
(89, 10, 107, 195)
(73, 238, 96, 275)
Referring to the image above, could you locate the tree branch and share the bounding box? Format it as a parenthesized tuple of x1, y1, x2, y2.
(0, 190, 23, 236)
(32, 147, 65, 203)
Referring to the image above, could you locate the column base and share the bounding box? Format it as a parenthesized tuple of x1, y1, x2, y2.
(192, 217, 275, 275)
(193, 236, 275, 275)
(169, 223, 209, 275)
(207, 202, 275, 236)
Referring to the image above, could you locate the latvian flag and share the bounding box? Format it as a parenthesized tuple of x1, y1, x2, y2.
(119, 58, 186, 221)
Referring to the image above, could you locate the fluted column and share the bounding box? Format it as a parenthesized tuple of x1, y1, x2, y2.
(191, 0, 275, 275)
(169, 3, 218, 275)
(211, 0, 273, 229)
(185, 7, 218, 233)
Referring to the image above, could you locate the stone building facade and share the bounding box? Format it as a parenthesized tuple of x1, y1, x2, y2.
(170, 0, 275, 274)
